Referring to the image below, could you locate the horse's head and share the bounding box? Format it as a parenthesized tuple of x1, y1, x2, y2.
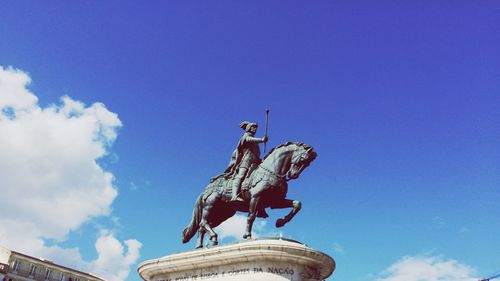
(287, 143, 317, 180)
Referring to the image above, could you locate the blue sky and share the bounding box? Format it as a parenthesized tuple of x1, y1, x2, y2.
(0, 2, 499, 281)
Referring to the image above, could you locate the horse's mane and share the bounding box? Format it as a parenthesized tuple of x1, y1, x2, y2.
(263, 141, 312, 160)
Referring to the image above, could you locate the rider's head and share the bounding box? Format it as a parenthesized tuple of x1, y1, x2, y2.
(240, 121, 258, 135)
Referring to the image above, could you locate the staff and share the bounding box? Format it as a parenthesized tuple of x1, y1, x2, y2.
(263, 108, 269, 153)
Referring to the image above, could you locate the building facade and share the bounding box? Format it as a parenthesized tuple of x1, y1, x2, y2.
(0, 246, 104, 281)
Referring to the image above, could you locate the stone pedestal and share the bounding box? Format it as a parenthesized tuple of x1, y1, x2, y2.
(138, 238, 335, 281)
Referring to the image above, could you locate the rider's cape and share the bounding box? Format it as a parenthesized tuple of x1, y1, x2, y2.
(212, 133, 262, 182)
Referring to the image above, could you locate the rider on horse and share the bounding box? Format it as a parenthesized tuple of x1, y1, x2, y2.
(225, 121, 268, 202)
(183, 141, 317, 248)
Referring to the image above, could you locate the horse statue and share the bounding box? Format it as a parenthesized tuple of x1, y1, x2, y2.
(182, 142, 317, 249)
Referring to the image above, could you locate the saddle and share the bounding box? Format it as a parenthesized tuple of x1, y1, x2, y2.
(211, 169, 255, 201)
(209, 166, 269, 218)
(210, 162, 258, 186)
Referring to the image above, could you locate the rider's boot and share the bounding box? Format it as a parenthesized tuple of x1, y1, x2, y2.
(230, 177, 244, 202)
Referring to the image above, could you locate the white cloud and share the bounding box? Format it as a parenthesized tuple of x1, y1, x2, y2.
(0, 66, 37, 112)
(217, 214, 267, 241)
(89, 231, 142, 281)
(377, 255, 478, 281)
(0, 65, 141, 281)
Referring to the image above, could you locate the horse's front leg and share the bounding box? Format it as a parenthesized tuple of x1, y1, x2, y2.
(243, 195, 260, 239)
(271, 199, 301, 228)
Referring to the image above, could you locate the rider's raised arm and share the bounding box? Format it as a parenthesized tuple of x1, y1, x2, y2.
(245, 136, 266, 143)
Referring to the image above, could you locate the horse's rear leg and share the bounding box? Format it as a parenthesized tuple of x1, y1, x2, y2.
(196, 228, 205, 249)
(203, 223, 218, 246)
(244, 196, 260, 239)
(199, 219, 218, 246)
(200, 198, 219, 246)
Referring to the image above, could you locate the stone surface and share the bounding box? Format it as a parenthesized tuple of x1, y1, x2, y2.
(138, 238, 335, 281)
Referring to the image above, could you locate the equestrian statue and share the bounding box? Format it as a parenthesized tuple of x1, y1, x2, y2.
(182, 111, 317, 249)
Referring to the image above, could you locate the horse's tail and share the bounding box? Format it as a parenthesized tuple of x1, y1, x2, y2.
(182, 194, 203, 244)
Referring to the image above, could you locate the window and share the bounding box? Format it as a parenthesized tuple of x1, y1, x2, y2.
(12, 260, 21, 272)
(74, 278, 81, 281)
(60, 273, 67, 281)
(29, 264, 38, 276)
(0, 263, 8, 274)
(45, 268, 53, 280)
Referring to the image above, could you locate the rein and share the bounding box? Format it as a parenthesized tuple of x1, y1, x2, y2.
(259, 164, 287, 181)
(259, 148, 305, 183)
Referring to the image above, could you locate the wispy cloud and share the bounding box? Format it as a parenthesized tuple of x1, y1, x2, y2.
(130, 181, 138, 191)
(432, 216, 446, 229)
(332, 242, 345, 254)
(458, 227, 470, 236)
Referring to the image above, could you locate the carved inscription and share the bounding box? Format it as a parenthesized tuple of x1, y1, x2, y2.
(155, 266, 299, 281)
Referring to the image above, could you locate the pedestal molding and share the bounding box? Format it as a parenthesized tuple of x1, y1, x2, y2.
(138, 239, 335, 281)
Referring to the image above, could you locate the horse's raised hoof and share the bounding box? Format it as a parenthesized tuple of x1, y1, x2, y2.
(243, 233, 252, 240)
(276, 218, 285, 228)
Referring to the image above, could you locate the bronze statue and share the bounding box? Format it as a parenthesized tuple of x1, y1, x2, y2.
(182, 140, 317, 249)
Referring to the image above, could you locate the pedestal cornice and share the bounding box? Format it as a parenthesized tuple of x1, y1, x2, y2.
(138, 238, 335, 281)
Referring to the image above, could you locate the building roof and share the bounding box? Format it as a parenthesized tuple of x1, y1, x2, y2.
(9, 250, 105, 281)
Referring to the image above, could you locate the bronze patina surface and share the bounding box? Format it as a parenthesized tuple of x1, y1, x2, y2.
(182, 116, 317, 248)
